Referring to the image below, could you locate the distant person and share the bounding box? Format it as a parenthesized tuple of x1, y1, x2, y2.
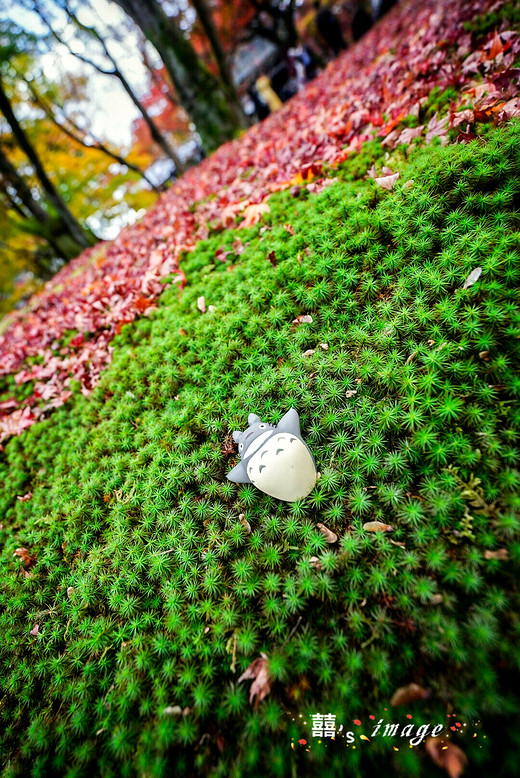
(255, 75, 283, 113)
(287, 46, 317, 92)
(247, 85, 270, 120)
(302, 45, 321, 80)
(314, 1, 347, 57)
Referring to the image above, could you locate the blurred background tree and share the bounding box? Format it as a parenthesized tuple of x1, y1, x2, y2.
(1, 0, 380, 313)
(0, 16, 159, 311)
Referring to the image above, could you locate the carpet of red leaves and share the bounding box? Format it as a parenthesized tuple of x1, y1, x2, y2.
(1, 0, 518, 441)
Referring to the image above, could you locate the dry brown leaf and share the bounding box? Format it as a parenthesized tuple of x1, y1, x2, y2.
(426, 112, 449, 144)
(363, 521, 394, 532)
(390, 682, 430, 707)
(238, 654, 271, 706)
(309, 556, 323, 571)
(316, 523, 338, 543)
(381, 129, 401, 147)
(425, 737, 468, 778)
(197, 296, 206, 313)
(345, 389, 357, 398)
(163, 705, 183, 716)
(284, 223, 296, 235)
(241, 201, 270, 227)
(484, 548, 508, 560)
(239, 514, 252, 534)
(303, 349, 315, 356)
(29, 624, 39, 636)
(375, 172, 400, 190)
(319, 343, 329, 350)
(306, 178, 334, 194)
(487, 29, 504, 60)
(232, 237, 245, 255)
(16, 491, 33, 502)
(14, 547, 36, 569)
(451, 109, 474, 128)
(292, 314, 313, 324)
(398, 125, 424, 145)
(221, 435, 236, 457)
(215, 246, 230, 263)
(498, 98, 520, 120)
(220, 203, 243, 226)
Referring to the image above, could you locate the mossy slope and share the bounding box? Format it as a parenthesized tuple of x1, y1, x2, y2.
(1, 124, 520, 777)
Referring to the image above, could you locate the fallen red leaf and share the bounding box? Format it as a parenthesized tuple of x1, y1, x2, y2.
(16, 492, 33, 502)
(13, 547, 37, 569)
(390, 683, 430, 706)
(487, 30, 504, 60)
(237, 654, 271, 706)
(241, 202, 270, 227)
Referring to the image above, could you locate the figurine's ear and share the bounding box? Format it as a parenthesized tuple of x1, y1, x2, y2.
(248, 413, 261, 425)
(226, 461, 251, 484)
(277, 407, 301, 436)
(232, 430, 241, 443)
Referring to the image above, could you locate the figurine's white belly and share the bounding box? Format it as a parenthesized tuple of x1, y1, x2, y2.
(246, 433, 317, 501)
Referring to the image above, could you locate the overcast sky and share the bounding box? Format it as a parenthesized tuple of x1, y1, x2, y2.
(4, 0, 154, 148)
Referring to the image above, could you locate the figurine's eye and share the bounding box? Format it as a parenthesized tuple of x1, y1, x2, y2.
(239, 443, 244, 450)
(259, 423, 266, 429)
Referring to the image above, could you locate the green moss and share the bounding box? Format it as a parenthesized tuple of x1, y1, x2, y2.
(421, 86, 460, 122)
(464, 1, 520, 35)
(1, 123, 520, 777)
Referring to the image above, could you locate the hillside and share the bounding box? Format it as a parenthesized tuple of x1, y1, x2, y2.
(1, 1, 520, 776)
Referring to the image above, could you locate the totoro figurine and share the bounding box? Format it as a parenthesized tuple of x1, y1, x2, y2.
(227, 408, 318, 502)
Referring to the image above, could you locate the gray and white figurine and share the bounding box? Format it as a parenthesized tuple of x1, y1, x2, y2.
(227, 408, 317, 502)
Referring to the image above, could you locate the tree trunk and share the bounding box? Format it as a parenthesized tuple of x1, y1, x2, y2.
(0, 145, 51, 225)
(191, 0, 249, 127)
(0, 77, 95, 249)
(0, 145, 89, 261)
(111, 0, 247, 153)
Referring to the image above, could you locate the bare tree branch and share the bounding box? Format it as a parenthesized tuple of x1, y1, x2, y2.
(18, 69, 160, 193)
(32, 0, 186, 172)
(0, 75, 94, 248)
